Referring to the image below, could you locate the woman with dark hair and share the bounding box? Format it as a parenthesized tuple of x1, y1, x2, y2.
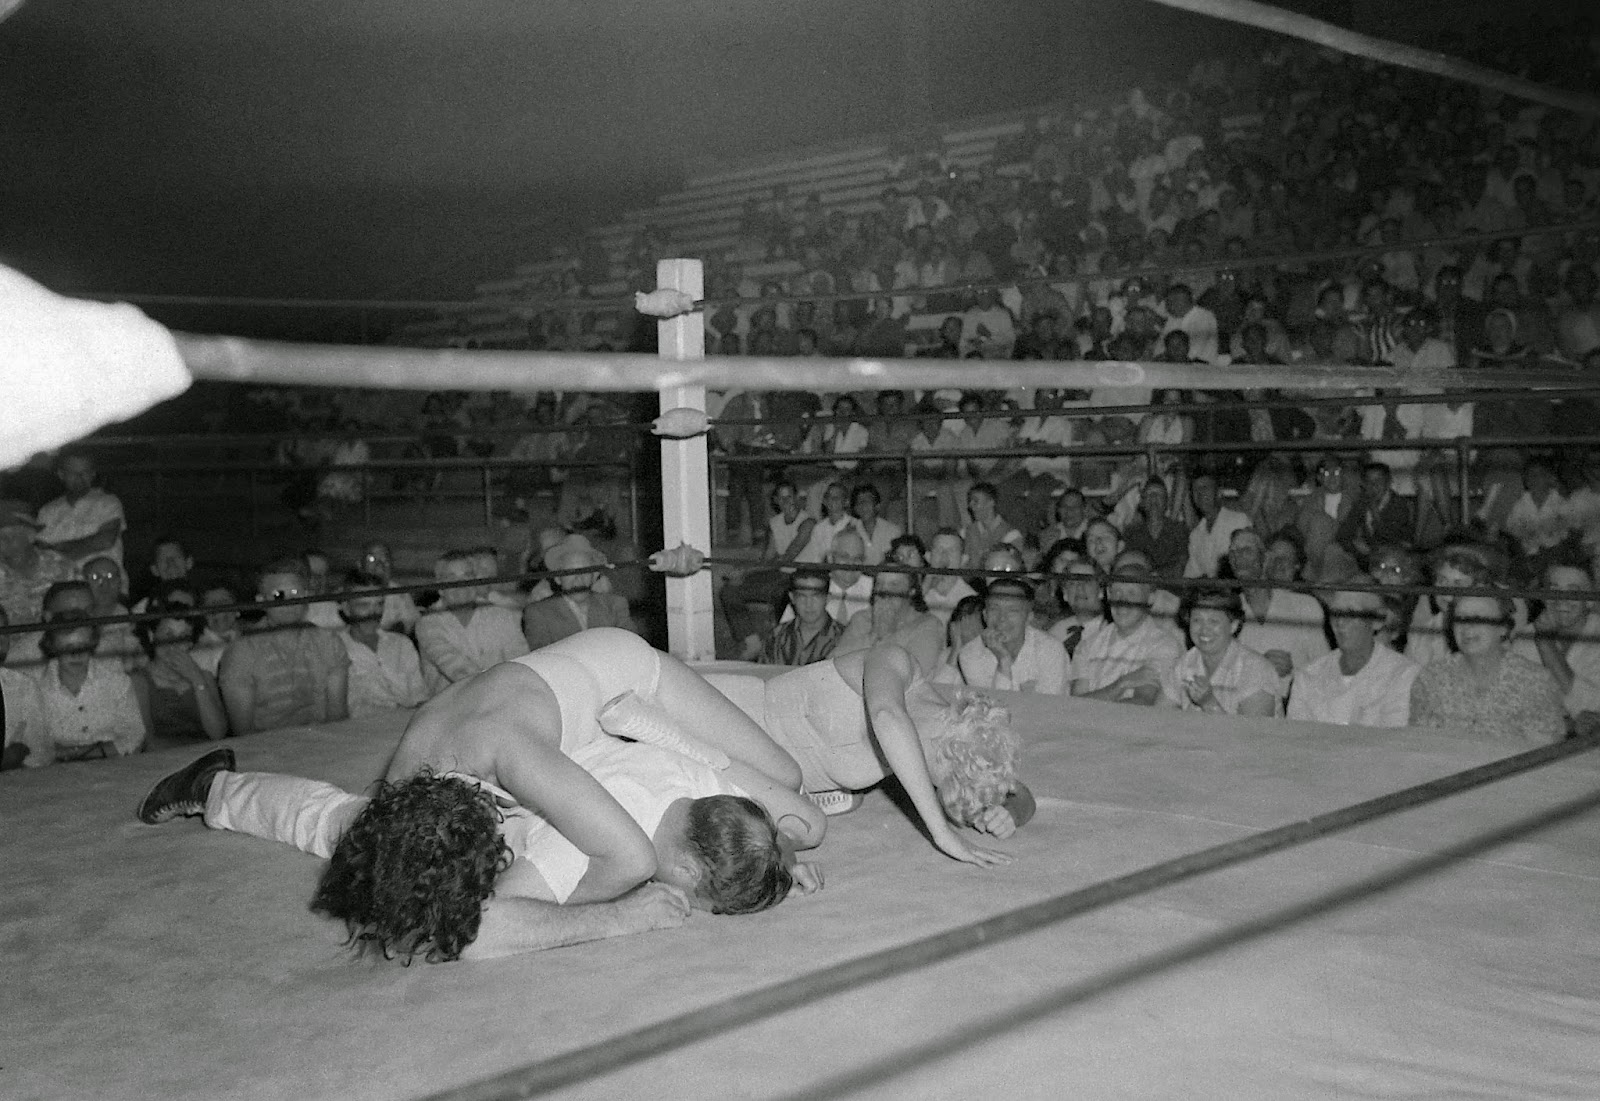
(132, 591, 229, 746)
(1175, 586, 1280, 717)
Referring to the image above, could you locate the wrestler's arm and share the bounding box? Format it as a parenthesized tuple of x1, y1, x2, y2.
(491, 729, 659, 905)
(463, 884, 691, 960)
(862, 644, 1010, 868)
(722, 759, 826, 850)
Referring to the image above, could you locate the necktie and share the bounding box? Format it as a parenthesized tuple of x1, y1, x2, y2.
(1061, 625, 1083, 659)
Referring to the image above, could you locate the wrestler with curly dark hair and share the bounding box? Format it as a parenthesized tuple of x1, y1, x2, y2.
(140, 629, 827, 961)
(311, 772, 511, 963)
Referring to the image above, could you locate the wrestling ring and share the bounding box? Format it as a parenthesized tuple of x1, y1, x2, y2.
(6, 239, 1600, 1099)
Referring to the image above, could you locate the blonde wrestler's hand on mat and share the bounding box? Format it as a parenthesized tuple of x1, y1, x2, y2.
(788, 861, 824, 897)
(972, 804, 1016, 839)
(934, 829, 1013, 868)
(615, 883, 693, 933)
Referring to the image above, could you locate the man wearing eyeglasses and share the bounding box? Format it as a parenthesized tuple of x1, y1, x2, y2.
(1287, 579, 1419, 728)
(955, 576, 1070, 695)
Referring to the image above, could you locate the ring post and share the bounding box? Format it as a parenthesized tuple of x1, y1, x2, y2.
(656, 259, 715, 661)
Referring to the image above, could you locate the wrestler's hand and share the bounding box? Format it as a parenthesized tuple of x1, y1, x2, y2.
(788, 861, 824, 897)
(972, 804, 1016, 839)
(614, 883, 692, 934)
(934, 829, 1013, 868)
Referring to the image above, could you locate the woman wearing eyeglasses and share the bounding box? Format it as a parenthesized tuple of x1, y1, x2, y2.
(34, 610, 150, 764)
(1409, 591, 1565, 744)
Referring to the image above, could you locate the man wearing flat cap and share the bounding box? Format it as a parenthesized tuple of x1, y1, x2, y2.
(522, 533, 638, 651)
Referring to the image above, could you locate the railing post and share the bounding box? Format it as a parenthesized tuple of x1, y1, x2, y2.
(482, 463, 493, 527)
(903, 452, 915, 534)
(1456, 437, 1472, 529)
(656, 258, 715, 662)
(248, 468, 259, 538)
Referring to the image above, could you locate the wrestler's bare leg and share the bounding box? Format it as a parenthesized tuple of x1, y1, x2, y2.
(652, 652, 804, 791)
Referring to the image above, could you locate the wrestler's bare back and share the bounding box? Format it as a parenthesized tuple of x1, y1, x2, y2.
(384, 663, 563, 789)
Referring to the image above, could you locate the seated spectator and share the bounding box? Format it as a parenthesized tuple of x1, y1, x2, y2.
(1369, 543, 1423, 653)
(1175, 586, 1280, 717)
(521, 535, 636, 651)
(358, 541, 420, 633)
(1083, 517, 1124, 575)
(195, 581, 242, 675)
(0, 500, 77, 670)
(82, 554, 141, 667)
(1411, 591, 1565, 744)
(36, 611, 149, 761)
(0, 605, 47, 769)
(1159, 283, 1220, 363)
(131, 593, 229, 747)
(1524, 563, 1600, 725)
(961, 287, 1018, 359)
(795, 481, 863, 563)
(415, 550, 528, 691)
(1184, 472, 1250, 579)
(218, 557, 350, 735)
(1554, 264, 1600, 363)
(1037, 487, 1091, 551)
(961, 481, 1024, 569)
(1230, 528, 1330, 697)
(475, 545, 525, 611)
(1503, 455, 1571, 577)
(1050, 557, 1110, 660)
(35, 449, 125, 570)
(833, 567, 944, 676)
(1407, 548, 1497, 666)
(300, 549, 344, 629)
(1122, 478, 1188, 579)
(1070, 549, 1183, 706)
(952, 575, 1070, 694)
(1295, 456, 1363, 581)
(337, 569, 428, 717)
(851, 484, 902, 566)
(822, 529, 873, 624)
(765, 481, 818, 565)
(1353, 462, 1415, 558)
(922, 528, 979, 625)
(1239, 457, 1299, 543)
(1287, 579, 1418, 728)
(132, 535, 195, 610)
(760, 568, 844, 666)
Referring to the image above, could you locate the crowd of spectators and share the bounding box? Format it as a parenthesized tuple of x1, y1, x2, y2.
(0, 503, 654, 767)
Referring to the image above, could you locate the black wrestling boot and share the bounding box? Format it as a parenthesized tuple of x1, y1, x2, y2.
(136, 747, 236, 824)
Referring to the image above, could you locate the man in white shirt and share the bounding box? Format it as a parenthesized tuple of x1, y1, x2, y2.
(1184, 473, 1251, 579)
(1230, 529, 1330, 698)
(1503, 456, 1570, 563)
(1287, 582, 1418, 728)
(956, 577, 1070, 694)
(35, 450, 125, 570)
(1159, 283, 1220, 364)
(1070, 550, 1183, 706)
(824, 530, 874, 625)
(339, 572, 429, 718)
(1524, 563, 1600, 723)
(415, 551, 529, 694)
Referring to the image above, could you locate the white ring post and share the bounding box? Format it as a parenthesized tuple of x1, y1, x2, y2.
(655, 259, 715, 661)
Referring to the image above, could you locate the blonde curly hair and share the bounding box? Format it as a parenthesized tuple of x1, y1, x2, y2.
(911, 689, 1020, 826)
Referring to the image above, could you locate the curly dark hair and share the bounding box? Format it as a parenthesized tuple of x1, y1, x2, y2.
(311, 772, 511, 964)
(685, 795, 792, 916)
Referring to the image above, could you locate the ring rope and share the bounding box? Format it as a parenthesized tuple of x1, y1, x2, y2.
(418, 728, 1600, 1101)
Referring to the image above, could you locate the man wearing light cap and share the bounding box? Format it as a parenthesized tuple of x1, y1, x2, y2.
(522, 533, 637, 650)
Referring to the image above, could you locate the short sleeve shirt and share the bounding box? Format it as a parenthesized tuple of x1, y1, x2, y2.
(1176, 641, 1281, 714)
(36, 488, 125, 568)
(220, 624, 349, 732)
(1070, 616, 1184, 704)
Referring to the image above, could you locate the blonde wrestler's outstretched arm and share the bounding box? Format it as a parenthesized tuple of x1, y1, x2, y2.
(862, 643, 1012, 868)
